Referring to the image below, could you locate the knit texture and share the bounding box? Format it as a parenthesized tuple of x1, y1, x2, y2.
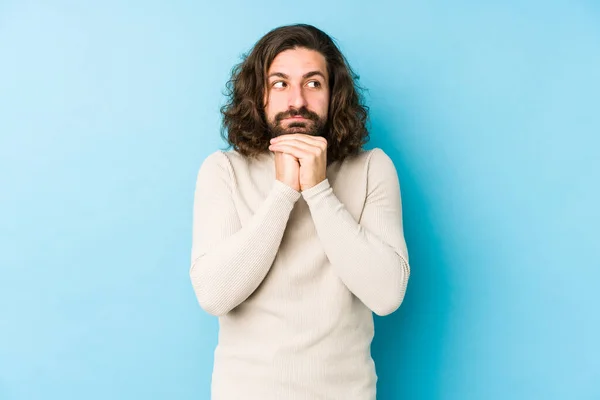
(190, 148, 410, 400)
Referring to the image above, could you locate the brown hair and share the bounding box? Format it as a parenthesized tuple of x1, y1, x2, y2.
(219, 24, 370, 164)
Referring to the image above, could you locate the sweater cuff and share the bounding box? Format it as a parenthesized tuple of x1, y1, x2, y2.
(272, 179, 302, 203)
(301, 178, 332, 202)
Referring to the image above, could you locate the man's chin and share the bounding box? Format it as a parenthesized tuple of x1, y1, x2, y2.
(269, 120, 326, 138)
(286, 126, 311, 134)
(271, 127, 310, 137)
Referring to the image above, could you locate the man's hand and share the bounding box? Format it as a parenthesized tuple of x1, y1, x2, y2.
(269, 134, 328, 191)
(274, 151, 301, 192)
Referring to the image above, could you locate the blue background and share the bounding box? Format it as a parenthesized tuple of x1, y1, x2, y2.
(1, 1, 599, 399)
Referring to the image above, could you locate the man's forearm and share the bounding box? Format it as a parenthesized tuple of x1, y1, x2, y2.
(190, 153, 301, 316)
(302, 177, 410, 316)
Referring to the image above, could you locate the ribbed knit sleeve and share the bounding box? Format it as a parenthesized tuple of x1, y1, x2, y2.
(301, 148, 410, 316)
(190, 151, 301, 316)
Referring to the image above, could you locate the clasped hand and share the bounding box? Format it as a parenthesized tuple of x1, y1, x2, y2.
(269, 134, 327, 192)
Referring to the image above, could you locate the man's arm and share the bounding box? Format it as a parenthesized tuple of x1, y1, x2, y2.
(301, 148, 410, 316)
(190, 151, 300, 316)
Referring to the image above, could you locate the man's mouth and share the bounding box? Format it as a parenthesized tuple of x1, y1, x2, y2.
(285, 116, 308, 120)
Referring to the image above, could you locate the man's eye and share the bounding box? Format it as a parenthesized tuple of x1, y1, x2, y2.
(273, 81, 286, 88)
(307, 81, 321, 88)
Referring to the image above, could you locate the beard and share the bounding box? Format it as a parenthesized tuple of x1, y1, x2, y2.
(268, 106, 327, 138)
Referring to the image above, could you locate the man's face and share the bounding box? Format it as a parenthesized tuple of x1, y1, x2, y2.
(264, 47, 330, 138)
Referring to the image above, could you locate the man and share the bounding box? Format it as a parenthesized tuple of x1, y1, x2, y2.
(190, 24, 410, 399)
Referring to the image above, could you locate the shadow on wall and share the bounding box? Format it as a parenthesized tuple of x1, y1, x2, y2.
(368, 116, 453, 400)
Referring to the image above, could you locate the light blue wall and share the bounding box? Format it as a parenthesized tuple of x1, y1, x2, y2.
(1, 1, 598, 399)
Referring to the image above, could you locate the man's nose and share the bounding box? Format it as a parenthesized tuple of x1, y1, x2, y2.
(288, 85, 307, 109)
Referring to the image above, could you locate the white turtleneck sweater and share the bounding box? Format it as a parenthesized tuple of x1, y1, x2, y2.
(189, 147, 410, 399)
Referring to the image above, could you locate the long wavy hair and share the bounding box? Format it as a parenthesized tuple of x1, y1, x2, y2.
(219, 24, 370, 164)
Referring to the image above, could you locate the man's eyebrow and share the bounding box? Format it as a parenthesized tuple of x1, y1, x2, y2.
(302, 71, 326, 80)
(267, 71, 327, 80)
(268, 72, 289, 79)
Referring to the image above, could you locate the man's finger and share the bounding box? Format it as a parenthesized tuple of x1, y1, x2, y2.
(271, 134, 327, 149)
(272, 139, 326, 158)
(269, 143, 316, 159)
(270, 138, 325, 155)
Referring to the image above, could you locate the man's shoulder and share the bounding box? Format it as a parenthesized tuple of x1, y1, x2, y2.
(343, 147, 390, 167)
(199, 149, 273, 180)
(198, 149, 229, 173)
(200, 148, 250, 167)
(209, 148, 268, 163)
(342, 147, 398, 183)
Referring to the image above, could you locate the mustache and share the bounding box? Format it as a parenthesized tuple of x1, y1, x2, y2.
(274, 107, 320, 124)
